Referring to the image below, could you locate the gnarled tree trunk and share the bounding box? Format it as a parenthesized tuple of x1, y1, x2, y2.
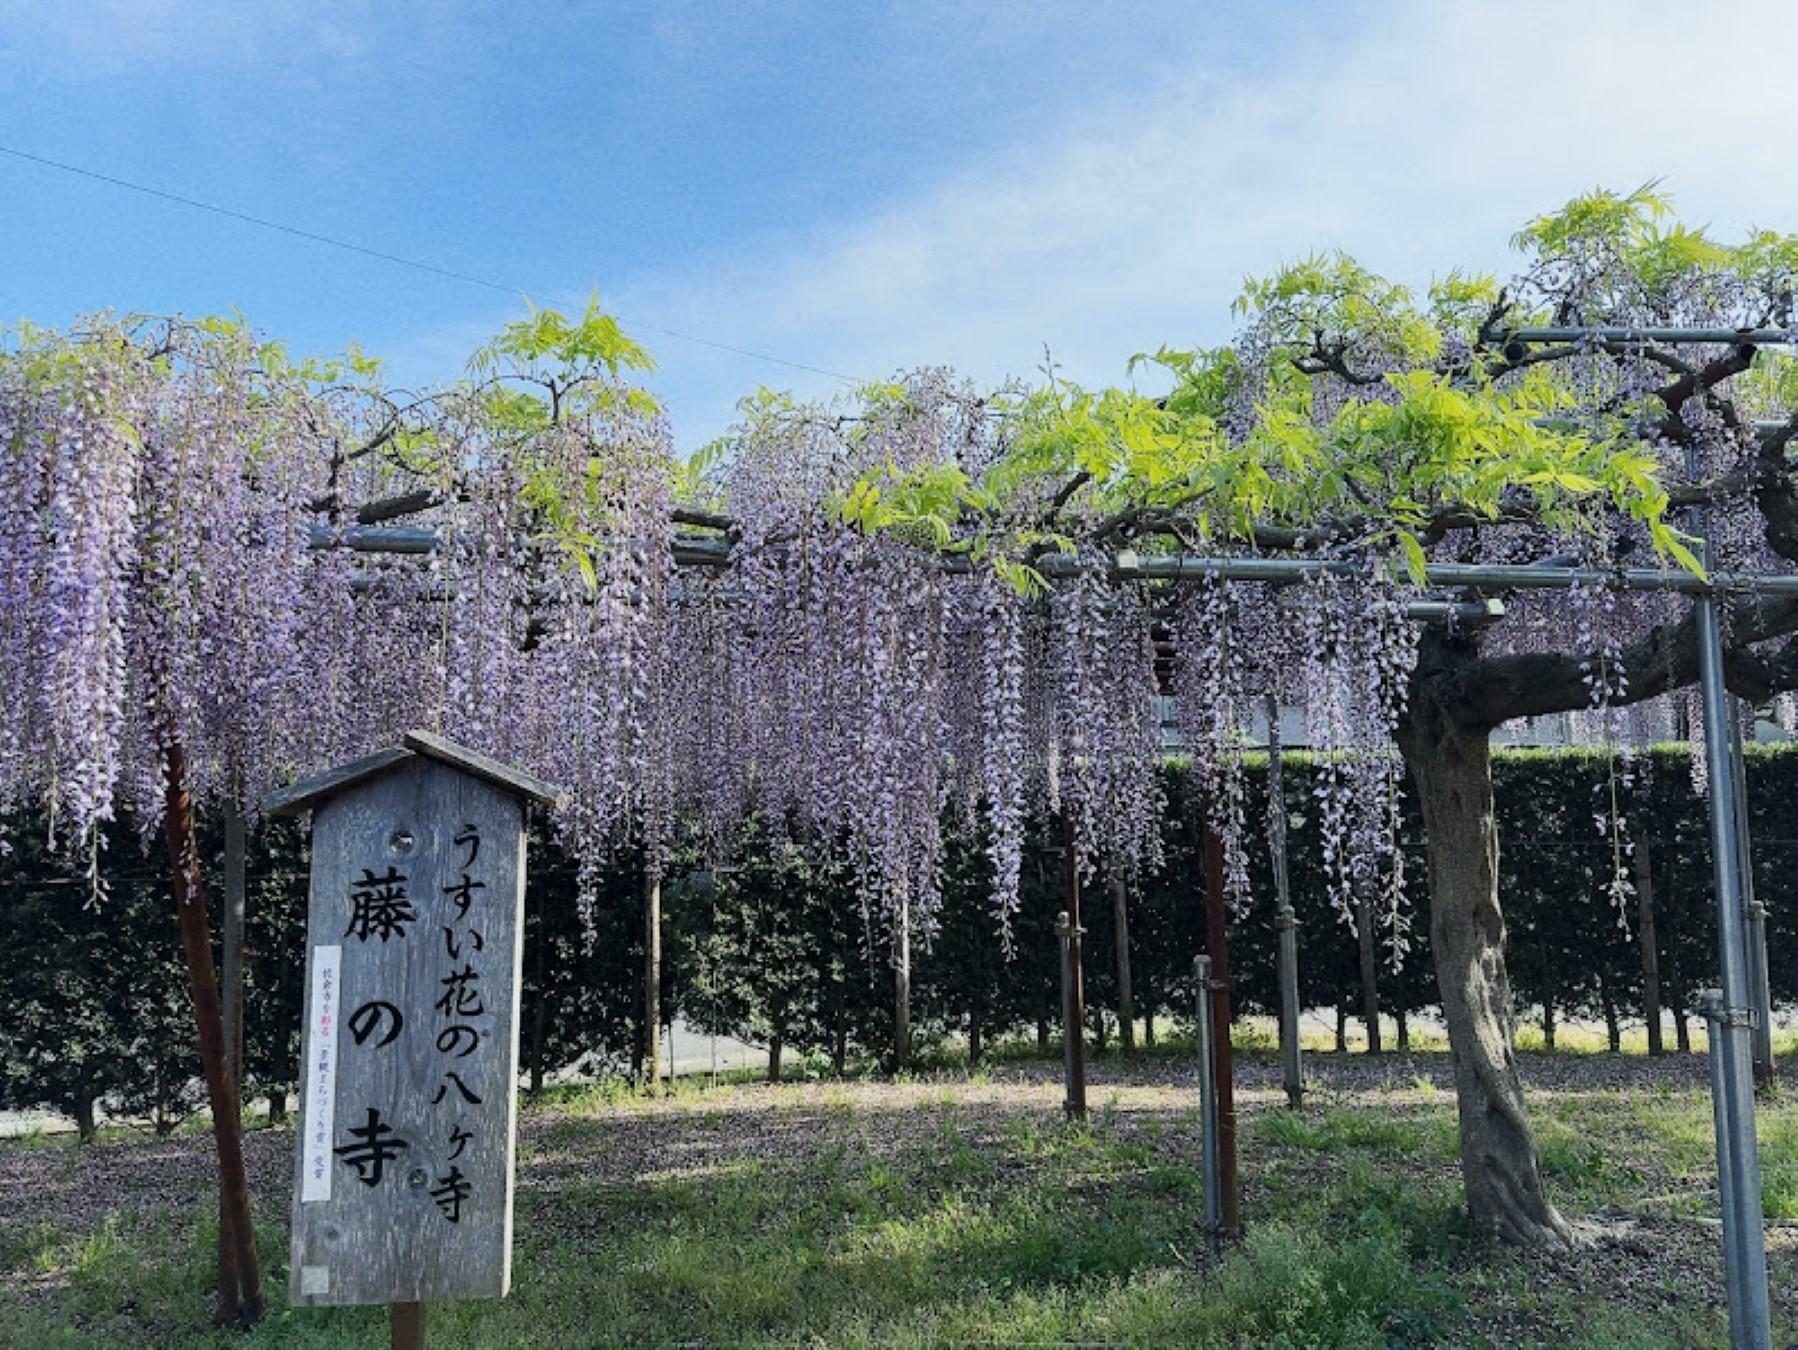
(1398, 680, 1572, 1249)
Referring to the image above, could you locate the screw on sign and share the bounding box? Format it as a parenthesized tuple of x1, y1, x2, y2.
(266, 731, 563, 1344)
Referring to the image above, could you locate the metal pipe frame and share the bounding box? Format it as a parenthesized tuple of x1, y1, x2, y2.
(1696, 575, 1773, 1350)
(1727, 709, 1777, 1088)
(314, 528, 1798, 601)
(1501, 327, 1797, 346)
(304, 319, 1789, 1326)
(1116, 554, 1798, 596)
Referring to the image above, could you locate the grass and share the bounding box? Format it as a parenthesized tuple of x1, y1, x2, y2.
(4, 1052, 1794, 1346)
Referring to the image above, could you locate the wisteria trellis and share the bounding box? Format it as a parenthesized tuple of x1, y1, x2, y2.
(0, 338, 1474, 968)
(7, 253, 1798, 967)
(16, 189, 1798, 1285)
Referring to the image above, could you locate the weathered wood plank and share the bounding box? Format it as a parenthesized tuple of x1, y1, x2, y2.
(401, 730, 565, 809)
(289, 755, 526, 1306)
(263, 748, 415, 818)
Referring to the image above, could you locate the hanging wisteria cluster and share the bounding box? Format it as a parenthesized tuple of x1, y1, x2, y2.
(1298, 569, 1419, 956)
(8, 189, 1798, 1008)
(0, 318, 689, 915)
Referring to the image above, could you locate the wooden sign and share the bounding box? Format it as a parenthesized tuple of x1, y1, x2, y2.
(268, 731, 562, 1308)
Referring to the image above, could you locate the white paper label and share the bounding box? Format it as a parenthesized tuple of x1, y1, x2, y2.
(300, 944, 342, 1203)
(300, 1265, 330, 1295)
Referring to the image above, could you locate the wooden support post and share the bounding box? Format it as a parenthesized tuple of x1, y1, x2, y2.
(391, 1300, 424, 1349)
(1200, 803, 1239, 1236)
(1111, 874, 1135, 1053)
(1060, 815, 1088, 1120)
(643, 869, 662, 1090)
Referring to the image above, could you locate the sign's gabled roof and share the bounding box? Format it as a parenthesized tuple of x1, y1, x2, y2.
(262, 730, 567, 817)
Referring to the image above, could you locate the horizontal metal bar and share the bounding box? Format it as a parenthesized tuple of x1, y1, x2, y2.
(1501, 327, 1795, 346)
(316, 528, 1798, 597)
(308, 525, 439, 554)
(1124, 554, 1798, 595)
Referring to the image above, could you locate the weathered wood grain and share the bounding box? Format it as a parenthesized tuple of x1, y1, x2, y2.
(401, 730, 565, 809)
(289, 754, 526, 1306)
(263, 748, 416, 818)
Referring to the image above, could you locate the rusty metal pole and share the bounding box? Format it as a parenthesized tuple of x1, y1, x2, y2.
(1200, 800, 1240, 1236)
(1057, 911, 1086, 1119)
(1060, 815, 1088, 1120)
(1194, 953, 1222, 1261)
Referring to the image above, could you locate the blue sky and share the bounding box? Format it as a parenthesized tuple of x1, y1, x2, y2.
(4, 1, 1798, 450)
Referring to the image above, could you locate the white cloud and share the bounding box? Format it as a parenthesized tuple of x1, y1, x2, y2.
(612, 0, 1798, 447)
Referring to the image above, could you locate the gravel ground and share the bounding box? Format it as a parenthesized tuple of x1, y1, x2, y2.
(1, 1049, 1790, 1346)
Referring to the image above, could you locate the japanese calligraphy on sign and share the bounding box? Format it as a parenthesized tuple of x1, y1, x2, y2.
(271, 732, 561, 1308)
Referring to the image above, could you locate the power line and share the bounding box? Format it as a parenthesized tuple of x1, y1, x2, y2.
(0, 142, 863, 386)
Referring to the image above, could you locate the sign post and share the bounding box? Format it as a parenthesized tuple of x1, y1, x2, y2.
(267, 731, 562, 1336)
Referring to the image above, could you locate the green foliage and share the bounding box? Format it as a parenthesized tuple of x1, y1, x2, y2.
(815, 189, 1798, 596)
(0, 810, 310, 1138)
(473, 298, 646, 405)
(1515, 184, 1798, 309)
(683, 820, 882, 1078)
(518, 844, 651, 1089)
(1511, 182, 1677, 262)
(14, 743, 1798, 1140)
(1235, 249, 1444, 363)
(0, 827, 195, 1139)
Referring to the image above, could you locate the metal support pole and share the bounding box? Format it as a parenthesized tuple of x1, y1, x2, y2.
(1265, 693, 1304, 1108)
(1199, 806, 1241, 1235)
(1276, 909, 1303, 1100)
(1194, 954, 1222, 1262)
(1728, 710, 1775, 1087)
(643, 869, 662, 1089)
(1704, 989, 1746, 1343)
(1057, 909, 1087, 1120)
(1696, 588, 1773, 1350)
(218, 797, 248, 1312)
(1059, 816, 1088, 1119)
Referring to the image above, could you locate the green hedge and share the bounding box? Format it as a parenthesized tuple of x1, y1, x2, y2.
(1, 744, 1791, 1122)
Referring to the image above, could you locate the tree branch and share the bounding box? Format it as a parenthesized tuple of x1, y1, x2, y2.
(1444, 592, 1798, 728)
(1752, 409, 1798, 561)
